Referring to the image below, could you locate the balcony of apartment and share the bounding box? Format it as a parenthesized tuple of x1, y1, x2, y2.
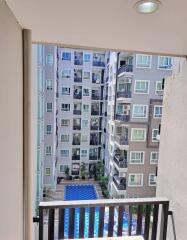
(91, 103, 100, 116)
(73, 119, 81, 130)
(74, 69, 82, 83)
(93, 53, 105, 67)
(92, 71, 102, 84)
(116, 79, 132, 102)
(74, 51, 83, 65)
(72, 148, 80, 160)
(90, 133, 100, 145)
(89, 154, 98, 160)
(90, 118, 99, 131)
(72, 134, 81, 145)
(117, 53, 133, 78)
(118, 64, 133, 76)
(91, 91, 100, 101)
(116, 103, 131, 122)
(115, 135, 129, 150)
(116, 114, 130, 122)
(113, 175, 127, 191)
(73, 103, 82, 115)
(113, 154, 128, 172)
(73, 87, 82, 100)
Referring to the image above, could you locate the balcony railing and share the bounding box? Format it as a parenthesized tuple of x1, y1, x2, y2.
(38, 197, 169, 240)
(91, 94, 100, 100)
(72, 155, 80, 160)
(74, 93, 82, 99)
(90, 139, 100, 145)
(89, 155, 98, 160)
(73, 125, 81, 130)
(113, 175, 126, 190)
(74, 77, 82, 83)
(117, 91, 132, 98)
(116, 114, 130, 122)
(118, 65, 133, 75)
(74, 59, 83, 65)
(72, 139, 81, 145)
(93, 61, 105, 67)
(91, 110, 100, 116)
(90, 125, 99, 130)
(73, 110, 81, 115)
(115, 135, 129, 145)
(114, 155, 128, 168)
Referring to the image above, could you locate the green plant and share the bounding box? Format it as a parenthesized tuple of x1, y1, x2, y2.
(64, 166, 70, 180)
(80, 162, 88, 179)
(96, 161, 104, 181)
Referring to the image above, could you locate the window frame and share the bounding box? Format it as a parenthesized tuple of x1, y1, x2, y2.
(60, 134, 69, 142)
(61, 51, 71, 61)
(155, 81, 163, 95)
(130, 151, 145, 164)
(132, 104, 148, 119)
(134, 80, 150, 94)
(45, 167, 51, 176)
(45, 146, 52, 156)
(131, 128, 146, 142)
(81, 149, 88, 157)
(128, 174, 144, 187)
(46, 124, 52, 134)
(157, 56, 173, 70)
(150, 151, 159, 164)
(149, 173, 157, 186)
(152, 129, 159, 142)
(136, 54, 152, 69)
(153, 105, 163, 118)
(46, 79, 53, 90)
(60, 149, 69, 157)
(83, 53, 91, 62)
(46, 102, 53, 112)
(61, 119, 70, 126)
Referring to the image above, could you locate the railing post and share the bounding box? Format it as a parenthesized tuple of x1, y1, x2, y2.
(160, 202, 169, 240)
(39, 207, 43, 240)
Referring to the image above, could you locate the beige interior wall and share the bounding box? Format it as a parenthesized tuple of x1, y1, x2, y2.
(157, 57, 187, 240)
(0, 1, 23, 240)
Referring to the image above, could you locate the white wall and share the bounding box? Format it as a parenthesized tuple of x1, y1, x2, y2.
(157, 58, 187, 240)
(0, 1, 23, 239)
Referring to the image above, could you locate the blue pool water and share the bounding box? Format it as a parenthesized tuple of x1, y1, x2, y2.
(63, 184, 138, 239)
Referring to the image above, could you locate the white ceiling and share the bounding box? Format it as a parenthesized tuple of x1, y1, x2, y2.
(6, 0, 187, 56)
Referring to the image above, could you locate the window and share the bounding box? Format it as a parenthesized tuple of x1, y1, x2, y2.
(46, 124, 52, 134)
(128, 174, 143, 187)
(46, 54, 53, 65)
(84, 53, 91, 62)
(83, 71, 90, 79)
(158, 56, 172, 70)
(149, 174, 157, 186)
(154, 105, 162, 118)
(46, 103, 52, 112)
(150, 152, 159, 164)
(134, 80, 149, 94)
(131, 128, 146, 141)
(61, 104, 70, 111)
(46, 146, 52, 156)
(60, 150, 69, 157)
(61, 69, 71, 78)
(81, 149, 88, 157)
(59, 164, 68, 173)
(155, 81, 163, 95)
(152, 129, 159, 142)
(62, 52, 71, 61)
(82, 119, 88, 128)
(130, 151, 145, 164)
(62, 87, 70, 95)
(83, 89, 89, 96)
(61, 119, 70, 126)
(46, 79, 53, 90)
(132, 105, 148, 118)
(61, 134, 69, 142)
(83, 104, 89, 112)
(136, 54, 151, 68)
(45, 168, 51, 176)
(81, 135, 88, 143)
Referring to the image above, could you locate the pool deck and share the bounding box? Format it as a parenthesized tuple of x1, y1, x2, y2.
(44, 180, 104, 201)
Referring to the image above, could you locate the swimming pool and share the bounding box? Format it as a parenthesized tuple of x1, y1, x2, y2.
(63, 184, 138, 238)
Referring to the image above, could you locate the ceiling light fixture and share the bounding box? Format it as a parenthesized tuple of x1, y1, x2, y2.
(134, 0, 161, 14)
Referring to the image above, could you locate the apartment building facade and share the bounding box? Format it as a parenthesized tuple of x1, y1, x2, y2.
(106, 52, 173, 198)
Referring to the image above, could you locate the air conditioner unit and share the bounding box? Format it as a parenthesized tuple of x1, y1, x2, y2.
(124, 105, 131, 110)
(124, 110, 130, 115)
(125, 78, 132, 83)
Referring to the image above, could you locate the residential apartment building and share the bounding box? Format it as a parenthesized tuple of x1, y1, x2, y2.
(35, 45, 173, 200)
(106, 52, 173, 198)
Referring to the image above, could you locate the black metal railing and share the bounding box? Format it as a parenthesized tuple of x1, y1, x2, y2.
(118, 65, 133, 75)
(72, 155, 80, 160)
(73, 93, 82, 99)
(116, 114, 130, 122)
(73, 110, 81, 115)
(114, 155, 128, 168)
(89, 155, 98, 160)
(74, 59, 83, 65)
(117, 91, 132, 98)
(73, 125, 81, 130)
(90, 125, 99, 130)
(74, 77, 82, 83)
(91, 110, 100, 116)
(113, 175, 126, 190)
(115, 135, 129, 145)
(91, 94, 100, 100)
(38, 197, 169, 240)
(90, 139, 100, 145)
(93, 61, 105, 67)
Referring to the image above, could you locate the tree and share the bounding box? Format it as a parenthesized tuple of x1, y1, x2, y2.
(64, 166, 70, 180)
(80, 162, 88, 179)
(96, 161, 104, 181)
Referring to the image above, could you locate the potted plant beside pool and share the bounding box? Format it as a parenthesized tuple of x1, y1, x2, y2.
(80, 162, 88, 180)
